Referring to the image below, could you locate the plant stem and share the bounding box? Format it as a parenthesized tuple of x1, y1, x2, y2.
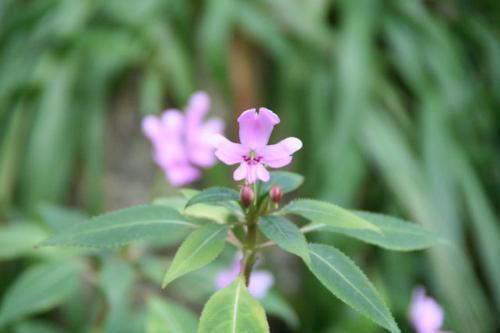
(241, 195, 259, 286)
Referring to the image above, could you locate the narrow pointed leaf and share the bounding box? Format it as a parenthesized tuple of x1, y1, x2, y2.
(197, 278, 269, 333)
(0, 261, 81, 327)
(162, 223, 228, 288)
(259, 171, 304, 196)
(307, 244, 399, 333)
(281, 199, 380, 232)
(39, 205, 196, 248)
(185, 187, 239, 208)
(305, 211, 440, 251)
(259, 215, 309, 262)
(146, 297, 197, 333)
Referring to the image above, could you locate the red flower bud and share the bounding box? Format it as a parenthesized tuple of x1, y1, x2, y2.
(270, 186, 283, 204)
(240, 185, 254, 207)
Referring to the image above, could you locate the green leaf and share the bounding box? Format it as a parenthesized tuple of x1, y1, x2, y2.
(155, 195, 238, 224)
(281, 199, 380, 232)
(14, 320, 63, 333)
(306, 244, 399, 333)
(0, 223, 47, 260)
(0, 260, 81, 327)
(39, 205, 196, 248)
(197, 278, 269, 333)
(261, 292, 299, 329)
(38, 203, 87, 232)
(146, 297, 197, 333)
(100, 260, 135, 333)
(185, 187, 240, 209)
(259, 215, 309, 262)
(305, 211, 440, 251)
(259, 171, 304, 196)
(162, 223, 228, 287)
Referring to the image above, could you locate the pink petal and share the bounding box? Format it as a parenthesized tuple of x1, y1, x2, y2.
(256, 164, 270, 182)
(246, 164, 258, 184)
(238, 107, 280, 150)
(248, 271, 274, 299)
(233, 163, 248, 181)
(165, 164, 201, 187)
(188, 118, 225, 168)
(410, 287, 445, 333)
(212, 134, 248, 165)
(142, 115, 162, 140)
(258, 137, 303, 168)
(160, 109, 184, 135)
(185, 91, 211, 144)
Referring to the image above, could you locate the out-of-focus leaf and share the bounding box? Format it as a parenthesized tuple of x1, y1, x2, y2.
(21, 57, 79, 212)
(197, 278, 269, 333)
(258, 171, 304, 196)
(261, 292, 299, 329)
(0, 223, 47, 260)
(39, 205, 196, 248)
(101, 260, 136, 333)
(146, 297, 197, 333)
(305, 211, 441, 251)
(140, 65, 165, 115)
(458, 155, 500, 311)
(306, 244, 399, 333)
(37, 203, 87, 232)
(259, 215, 309, 262)
(163, 223, 228, 287)
(14, 320, 63, 333)
(281, 199, 380, 232)
(185, 187, 240, 209)
(362, 110, 492, 331)
(0, 260, 81, 327)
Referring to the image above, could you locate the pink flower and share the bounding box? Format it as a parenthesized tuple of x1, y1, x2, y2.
(215, 256, 274, 299)
(142, 92, 224, 186)
(212, 108, 302, 184)
(410, 287, 453, 333)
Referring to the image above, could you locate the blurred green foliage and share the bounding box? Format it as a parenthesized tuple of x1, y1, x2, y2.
(0, 0, 499, 332)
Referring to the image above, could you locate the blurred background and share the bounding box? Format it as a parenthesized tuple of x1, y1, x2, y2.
(0, 0, 499, 332)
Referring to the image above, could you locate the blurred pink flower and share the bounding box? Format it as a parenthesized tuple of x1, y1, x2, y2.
(410, 287, 453, 333)
(142, 92, 224, 186)
(211, 108, 302, 184)
(215, 256, 274, 299)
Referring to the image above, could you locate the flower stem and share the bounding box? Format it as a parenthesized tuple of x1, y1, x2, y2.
(241, 192, 259, 286)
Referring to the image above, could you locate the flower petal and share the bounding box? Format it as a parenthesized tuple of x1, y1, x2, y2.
(188, 119, 224, 168)
(256, 164, 270, 182)
(212, 134, 248, 165)
(410, 287, 445, 333)
(165, 164, 201, 187)
(246, 165, 259, 184)
(248, 271, 274, 299)
(233, 163, 248, 181)
(238, 107, 280, 149)
(185, 91, 211, 142)
(142, 115, 162, 140)
(258, 137, 303, 168)
(160, 109, 184, 135)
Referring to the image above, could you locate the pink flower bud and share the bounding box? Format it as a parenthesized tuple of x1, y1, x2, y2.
(270, 186, 283, 204)
(240, 185, 254, 207)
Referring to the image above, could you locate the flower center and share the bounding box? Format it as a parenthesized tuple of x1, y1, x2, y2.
(243, 150, 262, 165)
